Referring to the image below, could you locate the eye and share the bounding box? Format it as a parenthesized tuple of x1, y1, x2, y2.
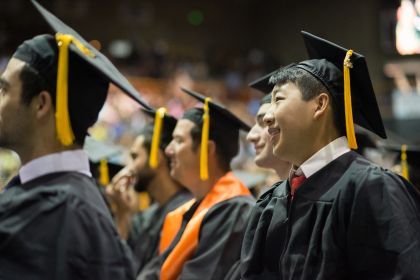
(130, 152, 138, 160)
(274, 95, 284, 102)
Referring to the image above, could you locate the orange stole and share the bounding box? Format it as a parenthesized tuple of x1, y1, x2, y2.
(159, 172, 251, 280)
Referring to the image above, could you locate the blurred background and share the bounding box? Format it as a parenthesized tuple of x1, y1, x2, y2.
(1, 0, 419, 191)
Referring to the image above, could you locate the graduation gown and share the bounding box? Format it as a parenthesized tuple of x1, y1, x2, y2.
(128, 190, 192, 272)
(138, 173, 255, 280)
(0, 172, 136, 280)
(241, 151, 420, 280)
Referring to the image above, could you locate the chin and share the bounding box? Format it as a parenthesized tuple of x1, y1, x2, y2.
(255, 157, 269, 168)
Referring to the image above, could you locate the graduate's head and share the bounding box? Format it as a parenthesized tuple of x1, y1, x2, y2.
(128, 110, 177, 192)
(165, 87, 250, 186)
(263, 31, 387, 166)
(0, 1, 149, 160)
(12, 34, 108, 146)
(246, 71, 291, 178)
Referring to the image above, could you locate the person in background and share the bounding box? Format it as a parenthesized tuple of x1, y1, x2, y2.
(246, 70, 292, 185)
(138, 87, 255, 280)
(107, 108, 191, 272)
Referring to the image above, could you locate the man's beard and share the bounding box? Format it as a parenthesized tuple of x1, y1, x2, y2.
(133, 170, 156, 193)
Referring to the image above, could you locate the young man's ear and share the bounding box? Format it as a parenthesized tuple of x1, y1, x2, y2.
(313, 92, 330, 120)
(32, 90, 53, 119)
(207, 140, 216, 156)
(157, 149, 168, 168)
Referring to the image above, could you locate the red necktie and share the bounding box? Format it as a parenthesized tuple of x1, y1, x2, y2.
(290, 175, 306, 196)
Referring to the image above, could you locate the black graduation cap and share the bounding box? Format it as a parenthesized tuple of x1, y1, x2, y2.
(380, 118, 420, 186)
(141, 107, 178, 169)
(249, 71, 276, 105)
(12, 0, 150, 146)
(249, 69, 278, 95)
(290, 31, 387, 149)
(83, 137, 126, 186)
(180, 87, 250, 180)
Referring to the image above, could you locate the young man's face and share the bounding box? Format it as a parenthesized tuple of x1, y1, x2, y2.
(128, 135, 156, 192)
(264, 82, 316, 165)
(165, 119, 200, 188)
(246, 103, 278, 168)
(0, 58, 35, 151)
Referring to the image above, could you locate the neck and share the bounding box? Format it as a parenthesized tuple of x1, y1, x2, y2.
(293, 120, 340, 167)
(273, 161, 292, 181)
(190, 166, 227, 200)
(17, 141, 79, 166)
(148, 170, 183, 205)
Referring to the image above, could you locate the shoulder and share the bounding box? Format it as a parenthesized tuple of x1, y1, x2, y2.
(202, 195, 255, 223)
(334, 156, 420, 216)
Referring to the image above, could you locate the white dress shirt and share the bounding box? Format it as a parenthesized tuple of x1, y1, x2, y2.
(290, 136, 350, 180)
(19, 149, 92, 184)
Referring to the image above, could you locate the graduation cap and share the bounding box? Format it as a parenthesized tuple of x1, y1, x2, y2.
(249, 71, 276, 105)
(380, 143, 420, 185)
(180, 87, 250, 180)
(83, 137, 126, 186)
(288, 31, 387, 149)
(249, 69, 278, 94)
(12, 0, 150, 146)
(380, 118, 420, 184)
(141, 107, 178, 169)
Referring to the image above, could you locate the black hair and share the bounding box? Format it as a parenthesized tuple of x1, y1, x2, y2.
(269, 66, 345, 136)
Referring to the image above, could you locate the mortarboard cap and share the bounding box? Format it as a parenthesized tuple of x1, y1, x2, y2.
(379, 142, 420, 191)
(13, 0, 150, 146)
(381, 118, 420, 185)
(83, 137, 126, 186)
(276, 31, 387, 149)
(249, 69, 278, 95)
(180, 87, 250, 180)
(141, 107, 177, 169)
(249, 71, 276, 105)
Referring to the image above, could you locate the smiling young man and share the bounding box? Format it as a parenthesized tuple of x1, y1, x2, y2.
(137, 88, 255, 280)
(106, 109, 191, 273)
(240, 31, 420, 279)
(246, 74, 291, 180)
(0, 1, 152, 278)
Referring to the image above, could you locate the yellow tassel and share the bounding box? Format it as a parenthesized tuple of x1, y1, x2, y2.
(55, 33, 95, 146)
(401, 144, 409, 180)
(343, 50, 358, 150)
(200, 98, 211, 181)
(138, 192, 151, 211)
(99, 159, 110, 186)
(149, 107, 167, 169)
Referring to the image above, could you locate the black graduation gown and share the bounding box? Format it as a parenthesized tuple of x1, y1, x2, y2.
(137, 195, 255, 280)
(128, 190, 192, 272)
(240, 151, 420, 280)
(0, 172, 136, 280)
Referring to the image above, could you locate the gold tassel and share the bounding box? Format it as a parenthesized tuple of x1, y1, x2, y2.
(343, 49, 358, 150)
(200, 98, 211, 181)
(138, 192, 151, 211)
(401, 144, 409, 180)
(149, 107, 167, 169)
(55, 33, 95, 146)
(99, 159, 110, 186)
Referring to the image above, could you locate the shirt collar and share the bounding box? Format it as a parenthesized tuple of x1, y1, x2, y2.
(19, 149, 92, 184)
(291, 136, 350, 180)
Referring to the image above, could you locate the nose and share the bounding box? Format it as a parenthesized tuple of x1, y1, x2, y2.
(246, 124, 260, 143)
(263, 104, 275, 127)
(165, 140, 174, 157)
